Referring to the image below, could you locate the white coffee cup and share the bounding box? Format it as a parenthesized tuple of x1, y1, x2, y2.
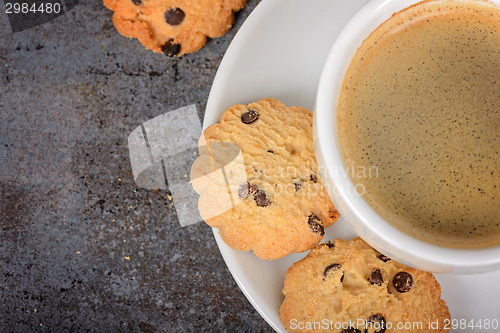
(314, 0, 500, 274)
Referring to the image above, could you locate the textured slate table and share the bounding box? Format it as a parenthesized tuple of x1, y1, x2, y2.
(0, 0, 273, 331)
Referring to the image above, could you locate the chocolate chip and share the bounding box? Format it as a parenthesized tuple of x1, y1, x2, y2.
(307, 214, 324, 236)
(245, 184, 270, 206)
(368, 269, 384, 286)
(310, 173, 318, 183)
(367, 314, 386, 333)
(241, 108, 259, 124)
(342, 329, 361, 333)
(162, 39, 181, 57)
(294, 182, 302, 191)
(323, 241, 334, 248)
(165, 7, 185, 26)
(377, 254, 391, 262)
(323, 263, 341, 277)
(238, 183, 248, 199)
(132, 0, 142, 5)
(253, 189, 271, 207)
(393, 272, 413, 292)
(267, 150, 274, 154)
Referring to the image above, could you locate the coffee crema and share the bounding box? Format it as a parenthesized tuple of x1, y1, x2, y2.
(338, 0, 500, 248)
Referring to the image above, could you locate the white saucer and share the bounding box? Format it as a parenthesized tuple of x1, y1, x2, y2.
(204, 0, 500, 332)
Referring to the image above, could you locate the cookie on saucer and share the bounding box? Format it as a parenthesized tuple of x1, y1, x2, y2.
(193, 98, 339, 260)
(280, 238, 450, 332)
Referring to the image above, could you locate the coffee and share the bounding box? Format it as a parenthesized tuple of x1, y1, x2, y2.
(338, 0, 500, 248)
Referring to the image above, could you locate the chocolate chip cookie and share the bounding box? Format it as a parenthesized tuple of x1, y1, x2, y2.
(193, 98, 339, 260)
(103, 0, 247, 56)
(280, 238, 450, 332)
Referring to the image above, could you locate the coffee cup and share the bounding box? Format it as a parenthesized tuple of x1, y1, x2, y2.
(314, 0, 500, 274)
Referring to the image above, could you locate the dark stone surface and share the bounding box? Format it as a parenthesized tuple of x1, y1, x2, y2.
(0, 0, 273, 331)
